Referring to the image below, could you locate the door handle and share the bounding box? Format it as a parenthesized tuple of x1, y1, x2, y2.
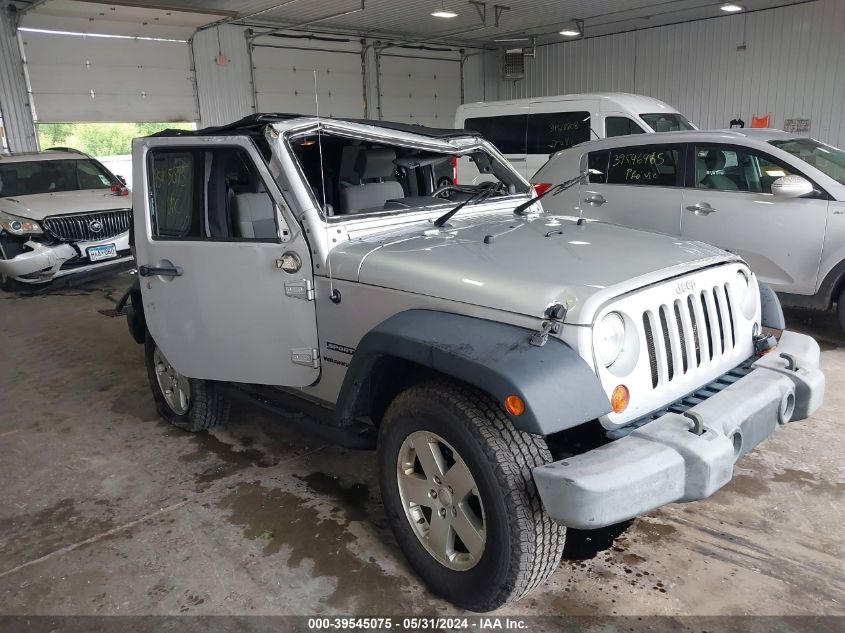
(139, 265, 183, 277)
(686, 203, 717, 216)
(584, 193, 607, 206)
(508, 157, 527, 163)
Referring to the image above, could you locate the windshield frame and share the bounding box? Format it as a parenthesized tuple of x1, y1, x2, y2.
(282, 124, 529, 226)
(639, 112, 696, 133)
(0, 157, 120, 198)
(768, 138, 845, 187)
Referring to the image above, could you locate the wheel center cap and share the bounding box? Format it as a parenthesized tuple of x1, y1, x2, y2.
(438, 487, 452, 507)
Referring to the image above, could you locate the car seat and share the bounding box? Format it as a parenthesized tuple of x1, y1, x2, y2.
(703, 150, 738, 190)
(339, 148, 404, 215)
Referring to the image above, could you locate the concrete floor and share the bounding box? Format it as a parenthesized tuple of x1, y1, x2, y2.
(1, 270, 843, 617)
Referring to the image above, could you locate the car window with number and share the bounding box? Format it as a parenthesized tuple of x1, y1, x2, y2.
(602, 145, 683, 187)
(527, 111, 592, 154)
(149, 147, 278, 242)
(695, 145, 795, 193)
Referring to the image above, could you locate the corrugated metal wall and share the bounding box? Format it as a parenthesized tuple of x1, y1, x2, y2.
(0, 4, 37, 152)
(482, 0, 845, 147)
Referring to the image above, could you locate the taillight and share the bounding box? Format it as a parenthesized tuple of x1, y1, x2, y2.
(111, 184, 129, 197)
(533, 182, 553, 196)
(451, 156, 458, 185)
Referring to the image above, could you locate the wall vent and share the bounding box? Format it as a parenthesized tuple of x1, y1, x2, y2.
(502, 48, 525, 80)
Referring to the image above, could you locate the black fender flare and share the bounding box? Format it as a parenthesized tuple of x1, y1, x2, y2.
(333, 309, 611, 435)
(759, 282, 785, 330)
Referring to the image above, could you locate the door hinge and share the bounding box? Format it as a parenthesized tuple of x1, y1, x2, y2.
(284, 279, 315, 301)
(291, 347, 320, 368)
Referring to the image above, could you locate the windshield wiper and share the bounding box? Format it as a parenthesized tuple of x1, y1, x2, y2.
(433, 182, 501, 227)
(512, 169, 602, 216)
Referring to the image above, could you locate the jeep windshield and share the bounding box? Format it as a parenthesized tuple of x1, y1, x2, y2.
(0, 159, 120, 198)
(290, 132, 527, 219)
(769, 138, 845, 186)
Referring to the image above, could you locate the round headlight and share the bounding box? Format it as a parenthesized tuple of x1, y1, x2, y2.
(596, 311, 626, 367)
(734, 270, 749, 300)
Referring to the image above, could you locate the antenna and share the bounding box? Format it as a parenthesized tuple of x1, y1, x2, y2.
(314, 70, 340, 303)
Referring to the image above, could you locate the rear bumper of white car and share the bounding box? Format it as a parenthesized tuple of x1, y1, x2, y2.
(533, 330, 824, 529)
(0, 232, 132, 284)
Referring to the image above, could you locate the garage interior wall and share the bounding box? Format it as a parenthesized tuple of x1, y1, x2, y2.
(480, 0, 845, 148)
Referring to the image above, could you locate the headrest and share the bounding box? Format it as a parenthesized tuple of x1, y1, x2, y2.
(705, 150, 726, 171)
(654, 119, 672, 132)
(696, 157, 708, 184)
(356, 148, 396, 180)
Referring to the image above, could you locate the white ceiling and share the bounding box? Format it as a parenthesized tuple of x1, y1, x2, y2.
(16, 0, 810, 45)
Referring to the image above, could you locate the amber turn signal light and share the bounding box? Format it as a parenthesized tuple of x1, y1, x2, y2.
(611, 385, 629, 413)
(505, 395, 525, 416)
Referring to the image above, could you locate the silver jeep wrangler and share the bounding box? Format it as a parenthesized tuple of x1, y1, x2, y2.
(123, 114, 825, 612)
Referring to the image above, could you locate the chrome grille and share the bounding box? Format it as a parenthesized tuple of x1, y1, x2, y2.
(643, 283, 737, 389)
(43, 209, 131, 242)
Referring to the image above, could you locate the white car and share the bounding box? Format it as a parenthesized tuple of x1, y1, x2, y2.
(533, 129, 845, 327)
(0, 148, 133, 290)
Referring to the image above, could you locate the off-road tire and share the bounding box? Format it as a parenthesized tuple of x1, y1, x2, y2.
(144, 333, 230, 432)
(378, 379, 565, 612)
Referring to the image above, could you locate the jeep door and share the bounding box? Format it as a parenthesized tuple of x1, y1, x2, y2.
(133, 135, 320, 386)
(579, 142, 686, 235)
(680, 143, 828, 294)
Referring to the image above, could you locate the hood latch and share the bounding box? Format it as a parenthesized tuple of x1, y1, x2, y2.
(530, 303, 567, 347)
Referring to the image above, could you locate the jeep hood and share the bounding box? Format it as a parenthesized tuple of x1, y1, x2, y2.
(0, 190, 131, 220)
(335, 214, 734, 325)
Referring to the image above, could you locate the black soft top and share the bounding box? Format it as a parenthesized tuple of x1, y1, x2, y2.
(151, 113, 474, 140)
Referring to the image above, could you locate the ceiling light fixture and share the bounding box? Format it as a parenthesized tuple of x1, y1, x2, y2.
(559, 19, 584, 37)
(720, 3, 744, 12)
(431, 1, 458, 18)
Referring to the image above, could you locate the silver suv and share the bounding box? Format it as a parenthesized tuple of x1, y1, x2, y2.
(122, 115, 825, 612)
(533, 129, 845, 328)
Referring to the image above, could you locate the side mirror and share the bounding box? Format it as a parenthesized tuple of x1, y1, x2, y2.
(771, 175, 814, 198)
(116, 175, 127, 186)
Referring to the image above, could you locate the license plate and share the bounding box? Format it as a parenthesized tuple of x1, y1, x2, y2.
(87, 244, 117, 262)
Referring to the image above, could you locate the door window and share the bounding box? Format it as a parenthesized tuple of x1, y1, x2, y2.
(463, 115, 527, 154)
(149, 147, 279, 241)
(527, 111, 591, 154)
(600, 145, 683, 187)
(605, 117, 646, 137)
(695, 145, 796, 193)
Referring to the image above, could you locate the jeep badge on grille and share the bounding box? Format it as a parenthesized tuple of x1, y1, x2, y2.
(676, 279, 696, 294)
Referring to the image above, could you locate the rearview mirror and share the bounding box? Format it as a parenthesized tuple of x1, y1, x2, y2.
(771, 175, 814, 198)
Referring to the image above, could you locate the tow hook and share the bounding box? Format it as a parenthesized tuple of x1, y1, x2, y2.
(779, 352, 799, 371)
(683, 410, 705, 436)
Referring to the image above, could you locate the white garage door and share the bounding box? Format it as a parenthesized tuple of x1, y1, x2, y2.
(378, 54, 461, 128)
(21, 31, 197, 123)
(252, 45, 364, 118)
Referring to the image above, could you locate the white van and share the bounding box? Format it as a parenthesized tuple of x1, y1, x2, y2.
(455, 92, 696, 179)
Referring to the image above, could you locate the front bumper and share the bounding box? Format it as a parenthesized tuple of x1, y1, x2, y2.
(533, 330, 825, 529)
(0, 233, 132, 284)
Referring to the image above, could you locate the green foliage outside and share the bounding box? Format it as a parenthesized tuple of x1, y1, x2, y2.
(37, 122, 194, 157)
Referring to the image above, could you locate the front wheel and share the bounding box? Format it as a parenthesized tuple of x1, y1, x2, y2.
(144, 334, 230, 432)
(377, 380, 565, 612)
